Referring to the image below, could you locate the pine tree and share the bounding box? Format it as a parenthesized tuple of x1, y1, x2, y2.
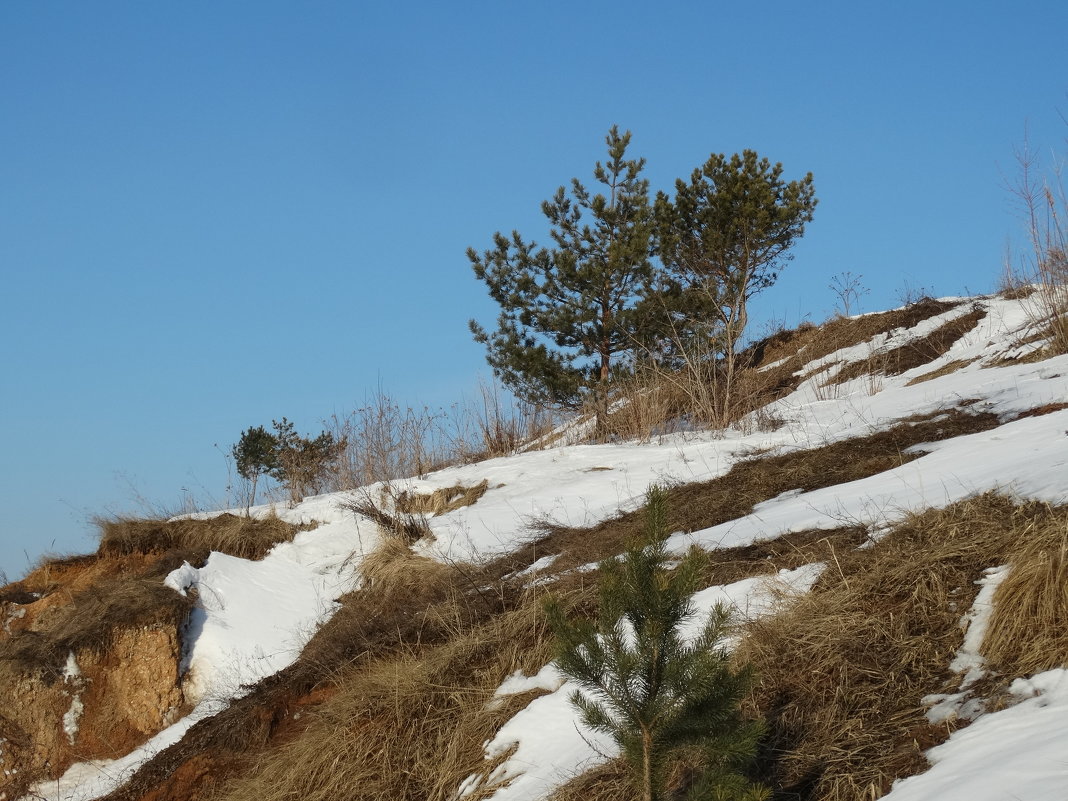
(545, 486, 769, 801)
(468, 126, 655, 425)
(655, 151, 816, 421)
(232, 425, 278, 511)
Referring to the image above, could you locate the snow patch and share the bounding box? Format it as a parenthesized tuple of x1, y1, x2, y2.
(61, 652, 84, 745)
(885, 669, 1068, 801)
(923, 565, 1010, 724)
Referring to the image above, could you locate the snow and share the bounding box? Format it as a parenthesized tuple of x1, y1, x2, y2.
(924, 565, 1010, 724)
(884, 670, 1068, 801)
(62, 652, 84, 745)
(22, 294, 1068, 801)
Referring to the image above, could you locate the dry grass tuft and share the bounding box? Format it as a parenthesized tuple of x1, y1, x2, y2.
(97, 512, 310, 561)
(344, 490, 433, 544)
(395, 479, 490, 516)
(548, 759, 632, 801)
(357, 537, 456, 594)
(983, 514, 1068, 676)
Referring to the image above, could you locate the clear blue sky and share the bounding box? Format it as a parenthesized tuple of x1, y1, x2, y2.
(1, 0, 1065, 578)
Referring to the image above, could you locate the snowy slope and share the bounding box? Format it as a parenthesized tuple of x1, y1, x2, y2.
(24, 293, 1068, 801)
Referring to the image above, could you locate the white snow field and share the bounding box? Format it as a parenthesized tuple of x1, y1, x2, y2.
(24, 294, 1068, 801)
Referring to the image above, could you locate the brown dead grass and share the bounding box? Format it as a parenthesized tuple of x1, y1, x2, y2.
(98, 513, 311, 561)
(503, 407, 1000, 577)
(205, 590, 554, 801)
(597, 299, 963, 443)
(983, 514, 1068, 676)
(1011, 401, 1068, 419)
(94, 537, 536, 801)
(87, 485, 1067, 801)
(395, 480, 490, 516)
(832, 304, 986, 386)
(344, 492, 433, 544)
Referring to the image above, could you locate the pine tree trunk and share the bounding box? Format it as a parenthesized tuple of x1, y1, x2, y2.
(641, 727, 655, 801)
(247, 474, 258, 516)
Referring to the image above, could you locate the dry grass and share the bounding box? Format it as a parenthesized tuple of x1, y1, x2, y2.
(84, 466, 1066, 801)
(594, 299, 964, 443)
(983, 513, 1068, 676)
(344, 490, 433, 545)
(1011, 401, 1068, 420)
(324, 383, 556, 493)
(547, 496, 1068, 801)
(97, 512, 311, 561)
(1005, 133, 1068, 356)
(738, 298, 961, 404)
(904, 359, 976, 386)
(94, 538, 537, 801)
(395, 479, 490, 516)
(205, 591, 554, 801)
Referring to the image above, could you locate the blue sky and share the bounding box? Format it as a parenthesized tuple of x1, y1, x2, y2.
(1, 1, 1065, 577)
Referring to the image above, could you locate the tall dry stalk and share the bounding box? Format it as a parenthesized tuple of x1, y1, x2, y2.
(1006, 128, 1068, 353)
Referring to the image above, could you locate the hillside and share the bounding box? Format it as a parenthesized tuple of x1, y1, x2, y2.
(2, 290, 1066, 801)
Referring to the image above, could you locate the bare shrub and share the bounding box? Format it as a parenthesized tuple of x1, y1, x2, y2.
(1005, 127, 1068, 354)
(325, 383, 553, 493)
(449, 379, 557, 462)
(828, 271, 870, 317)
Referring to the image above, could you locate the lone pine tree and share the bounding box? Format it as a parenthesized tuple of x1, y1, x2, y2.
(545, 486, 769, 801)
(468, 126, 655, 424)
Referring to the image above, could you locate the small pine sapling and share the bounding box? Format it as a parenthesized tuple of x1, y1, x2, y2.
(545, 486, 768, 801)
